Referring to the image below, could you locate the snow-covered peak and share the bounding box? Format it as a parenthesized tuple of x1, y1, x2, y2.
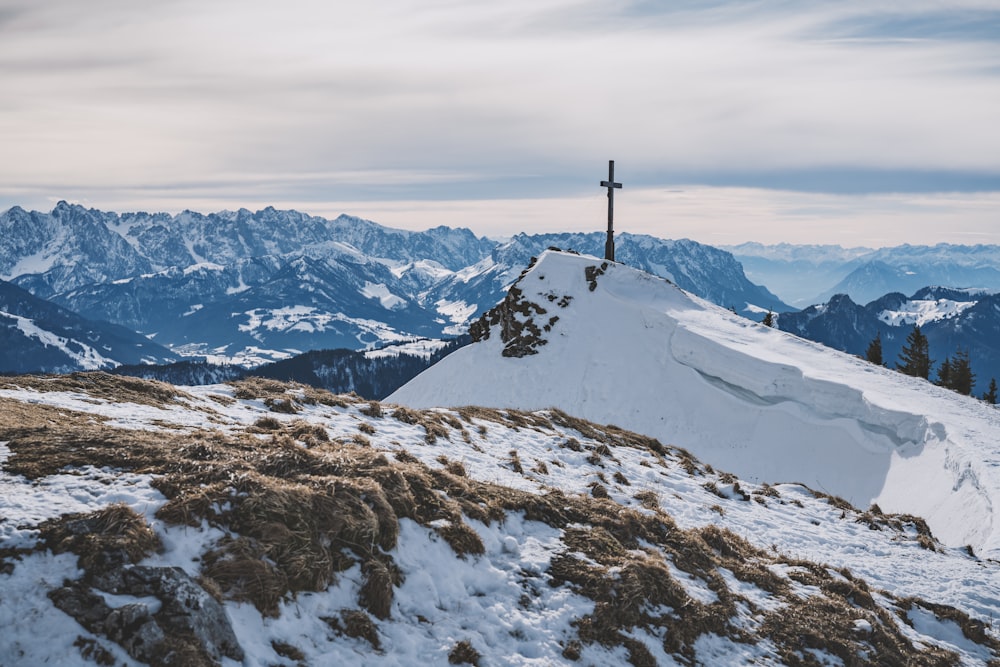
(390, 251, 1000, 559)
(878, 295, 979, 327)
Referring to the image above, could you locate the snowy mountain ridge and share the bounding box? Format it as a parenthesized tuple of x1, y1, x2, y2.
(390, 251, 1000, 559)
(1, 203, 790, 367)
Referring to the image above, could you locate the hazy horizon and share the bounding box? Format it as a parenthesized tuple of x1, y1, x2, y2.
(3, 1, 998, 246)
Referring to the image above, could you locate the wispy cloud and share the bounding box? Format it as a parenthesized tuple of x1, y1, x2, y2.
(1, 0, 998, 243)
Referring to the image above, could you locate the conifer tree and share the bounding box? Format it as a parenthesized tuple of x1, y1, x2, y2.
(984, 378, 998, 405)
(865, 332, 883, 366)
(896, 325, 932, 379)
(762, 310, 774, 327)
(936, 356, 953, 389)
(950, 348, 975, 396)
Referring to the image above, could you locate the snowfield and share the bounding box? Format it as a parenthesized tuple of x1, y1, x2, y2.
(390, 251, 1000, 560)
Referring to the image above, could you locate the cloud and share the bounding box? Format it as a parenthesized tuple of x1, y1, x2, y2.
(1, 0, 999, 243)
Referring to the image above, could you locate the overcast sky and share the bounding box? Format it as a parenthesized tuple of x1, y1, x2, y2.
(2, 0, 999, 246)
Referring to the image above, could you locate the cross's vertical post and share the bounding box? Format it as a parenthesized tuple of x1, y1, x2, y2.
(600, 160, 622, 261)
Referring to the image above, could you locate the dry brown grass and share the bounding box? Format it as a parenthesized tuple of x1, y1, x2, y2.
(448, 640, 481, 666)
(323, 609, 382, 650)
(3, 377, 993, 666)
(0, 372, 188, 407)
(38, 504, 161, 576)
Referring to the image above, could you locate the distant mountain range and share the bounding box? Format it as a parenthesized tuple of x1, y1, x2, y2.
(1, 202, 791, 370)
(774, 286, 1000, 394)
(725, 242, 1000, 307)
(0, 278, 178, 373)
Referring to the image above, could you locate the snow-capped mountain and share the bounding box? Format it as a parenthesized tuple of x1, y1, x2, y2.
(389, 251, 1000, 561)
(725, 242, 1000, 307)
(0, 279, 178, 373)
(419, 232, 791, 331)
(1, 203, 788, 366)
(776, 286, 1000, 393)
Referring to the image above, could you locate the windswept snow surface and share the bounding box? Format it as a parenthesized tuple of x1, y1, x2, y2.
(390, 251, 1000, 558)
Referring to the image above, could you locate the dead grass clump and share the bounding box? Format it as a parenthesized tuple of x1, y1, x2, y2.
(360, 558, 399, 620)
(252, 415, 283, 431)
(2, 372, 185, 407)
(562, 437, 583, 452)
(361, 402, 383, 418)
(435, 521, 486, 558)
(443, 459, 467, 477)
(394, 450, 419, 464)
(1, 417, 189, 480)
(448, 640, 481, 666)
(323, 610, 382, 650)
(812, 489, 856, 512)
(201, 537, 289, 617)
(634, 490, 659, 511)
(358, 422, 376, 435)
(228, 377, 297, 401)
(264, 396, 299, 414)
(562, 526, 628, 564)
(38, 503, 161, 576)
(455, 405, 508, 426)
(509, 449, 524, 474)
(289, 420, 330, 444)
(675, 448, 701, 476)
(612, 471, 630, 486)
(761, 592, 960, 667)
(392, 406, 421, 424)
(590, 483, 610, 499)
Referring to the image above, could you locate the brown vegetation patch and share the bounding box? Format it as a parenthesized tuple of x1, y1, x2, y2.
(448, 640, 482, 666)
(38, 504, 161, 577)
(0, 371, 187, 408)
(323, 609, 382, 650)
(228, 377, 354, 409)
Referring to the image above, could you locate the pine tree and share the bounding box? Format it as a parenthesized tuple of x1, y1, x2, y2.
(896, 325, 933, 379)
(762, 310, 774, 327)
(984, 378, 998, 405)
(865, 332, 883, 366)
(936, 356, 952, 389)
(950, 348, 975, 396)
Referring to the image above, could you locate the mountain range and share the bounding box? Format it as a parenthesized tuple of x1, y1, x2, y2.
(0, 203, 790, 369)
(0, 278, 178, 373)
(725, 242, 1000, 307)
(774, 286, 1000, 394)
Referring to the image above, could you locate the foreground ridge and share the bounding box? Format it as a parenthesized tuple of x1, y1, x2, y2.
(1, 373, 998, 665)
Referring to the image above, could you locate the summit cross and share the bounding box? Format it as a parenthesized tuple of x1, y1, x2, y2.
(600, 160, 622, 261)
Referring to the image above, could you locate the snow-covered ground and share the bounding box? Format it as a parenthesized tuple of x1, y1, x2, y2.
(1, 377, 999, 665)
(389, 251, 1000, 560)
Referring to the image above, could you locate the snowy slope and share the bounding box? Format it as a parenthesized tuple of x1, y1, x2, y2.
(390, 251, 1000, 559)
(1, 374, 999, 665)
